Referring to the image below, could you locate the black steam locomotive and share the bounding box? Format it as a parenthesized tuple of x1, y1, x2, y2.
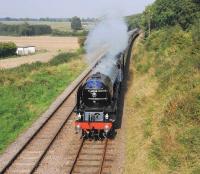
(74, 29, 139, 138)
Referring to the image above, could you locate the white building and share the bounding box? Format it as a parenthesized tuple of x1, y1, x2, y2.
(16, 46, 36, 56)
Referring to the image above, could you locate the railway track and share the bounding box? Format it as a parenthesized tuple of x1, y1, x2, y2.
(3, 82, 86, 174)
(0, 56, 103, 174)
(68, 139, 112, 174)
(1, 31, 139, 174)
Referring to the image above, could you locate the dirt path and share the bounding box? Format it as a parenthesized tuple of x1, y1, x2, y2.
(0, 36, 79, 69)
(0, 52, 56, 69)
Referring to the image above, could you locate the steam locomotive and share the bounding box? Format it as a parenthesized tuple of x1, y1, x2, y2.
(74, 29, 139, 138)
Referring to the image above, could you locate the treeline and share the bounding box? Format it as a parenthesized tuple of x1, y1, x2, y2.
(0, 42, 17, 58)
(143, 0, 200, 30)
(0, 23, 52, 36)
(0, 17, 97, 22)
(128, 0, 200, 32)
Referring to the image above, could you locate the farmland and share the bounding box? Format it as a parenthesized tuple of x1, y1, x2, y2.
(0, 21, 94, 32)
(0, 36, 79, 69)
(0, 36, 78, 52)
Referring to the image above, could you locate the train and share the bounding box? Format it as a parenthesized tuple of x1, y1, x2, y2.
(74, 28, 139, 138)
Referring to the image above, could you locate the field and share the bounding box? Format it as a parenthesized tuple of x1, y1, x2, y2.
(0, 51, 87, 154)
(0, 36, 79, 69)
(0, 21, 95, 31)
(0, 36, 78, 52)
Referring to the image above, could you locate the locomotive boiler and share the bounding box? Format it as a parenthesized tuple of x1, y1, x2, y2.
(74, 29, 139, 138)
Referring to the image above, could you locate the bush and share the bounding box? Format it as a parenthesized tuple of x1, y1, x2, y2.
(48, 52, 77, 66)
(0, 42, 17, 58)
(51, 29, 88, 37)
(78, 36, 86, 47)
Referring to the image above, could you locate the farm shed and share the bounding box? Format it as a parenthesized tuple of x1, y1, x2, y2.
(16, 46, 36, 56)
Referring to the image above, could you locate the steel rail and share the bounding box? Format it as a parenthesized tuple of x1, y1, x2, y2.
(69, 139, 85, 174)
(98, 139, 108, 174)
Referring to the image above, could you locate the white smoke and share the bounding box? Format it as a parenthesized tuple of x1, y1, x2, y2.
(85, 14, 129, 63)
(84, 14, 129, 82)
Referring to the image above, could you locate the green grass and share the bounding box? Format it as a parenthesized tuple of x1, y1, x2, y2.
(0, 50, 86, 153)
(125, 26, 200, 173)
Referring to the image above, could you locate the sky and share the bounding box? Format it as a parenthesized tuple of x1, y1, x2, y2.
(0, 0, 155, 18)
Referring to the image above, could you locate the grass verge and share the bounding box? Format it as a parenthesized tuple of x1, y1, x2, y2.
(125, 26, 200, 174)
(0, 49, 86, 154)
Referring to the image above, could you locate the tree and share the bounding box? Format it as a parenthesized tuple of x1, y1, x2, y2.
(142, 0, 200, 31)
(71, 16, 82, 31)
(126, 14, 142, 30)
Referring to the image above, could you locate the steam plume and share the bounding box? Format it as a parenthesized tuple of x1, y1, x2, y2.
(85, 15, 129, 63)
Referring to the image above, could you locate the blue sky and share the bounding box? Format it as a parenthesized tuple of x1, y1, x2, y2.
(0, 0, 155, 18)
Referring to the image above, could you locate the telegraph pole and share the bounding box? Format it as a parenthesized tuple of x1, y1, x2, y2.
(148, 8, 151, 36)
